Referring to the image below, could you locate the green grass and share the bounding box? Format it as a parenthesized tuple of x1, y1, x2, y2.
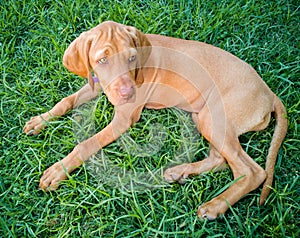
(0, 0, 299, 237)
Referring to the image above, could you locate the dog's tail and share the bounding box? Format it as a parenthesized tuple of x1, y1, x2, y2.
(260, 96, 288, 205)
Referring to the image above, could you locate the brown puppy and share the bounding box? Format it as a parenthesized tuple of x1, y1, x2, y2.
(24, 21, 287, 220)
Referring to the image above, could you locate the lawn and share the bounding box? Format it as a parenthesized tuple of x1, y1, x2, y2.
(0, 0, 299, 237)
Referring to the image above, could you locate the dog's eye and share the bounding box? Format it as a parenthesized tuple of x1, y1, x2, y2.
(128, 55, 136, 62)
(97, 57, 108, 64)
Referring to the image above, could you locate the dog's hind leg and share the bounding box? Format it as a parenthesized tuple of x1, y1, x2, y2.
(164, 112, 229, 183)
(192, 108, 266, 220)
(163, 144, 228, 184)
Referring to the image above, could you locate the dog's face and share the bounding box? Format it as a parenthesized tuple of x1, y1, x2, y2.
(63, 21, 151, 106)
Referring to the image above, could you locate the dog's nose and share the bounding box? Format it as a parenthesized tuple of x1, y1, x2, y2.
(119, 86, 133, 98)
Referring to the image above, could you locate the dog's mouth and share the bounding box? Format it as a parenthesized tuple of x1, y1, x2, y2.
(119, 86, 134, 100)
(117, 93, 135, 105)
(99, 73, 137, 106)
(106, 86, 136, 106)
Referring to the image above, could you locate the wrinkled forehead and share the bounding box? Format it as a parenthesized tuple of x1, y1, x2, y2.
(93, 44, 137, 62)
(90, 24, 136, 57)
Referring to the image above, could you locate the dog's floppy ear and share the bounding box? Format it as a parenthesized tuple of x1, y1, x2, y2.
(63, 32, 95, 89)
(124, 26, 152, 86)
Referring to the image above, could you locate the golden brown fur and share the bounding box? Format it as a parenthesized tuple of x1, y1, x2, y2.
(24, 21, 287, 219)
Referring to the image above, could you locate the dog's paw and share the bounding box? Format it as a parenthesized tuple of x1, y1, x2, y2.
(197, 198, 228, 220)
(39, 162, 68, 191)
(23, 113, 49, 135)
(197, 204, 218, 220)
(163, 164, 192, 184)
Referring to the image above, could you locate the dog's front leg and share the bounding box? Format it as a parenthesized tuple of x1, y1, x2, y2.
(38, 125, 112, 190)
(24, 83, 100, 135)
(39, 105, 143, 191)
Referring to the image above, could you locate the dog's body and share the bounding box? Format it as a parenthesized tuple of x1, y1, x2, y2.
(24, 21, 287, 219)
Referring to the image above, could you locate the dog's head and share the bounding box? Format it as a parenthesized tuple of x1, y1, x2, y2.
(63, 21, 151, 106)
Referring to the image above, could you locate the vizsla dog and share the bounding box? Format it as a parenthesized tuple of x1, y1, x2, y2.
(24, 21, 287, 219)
